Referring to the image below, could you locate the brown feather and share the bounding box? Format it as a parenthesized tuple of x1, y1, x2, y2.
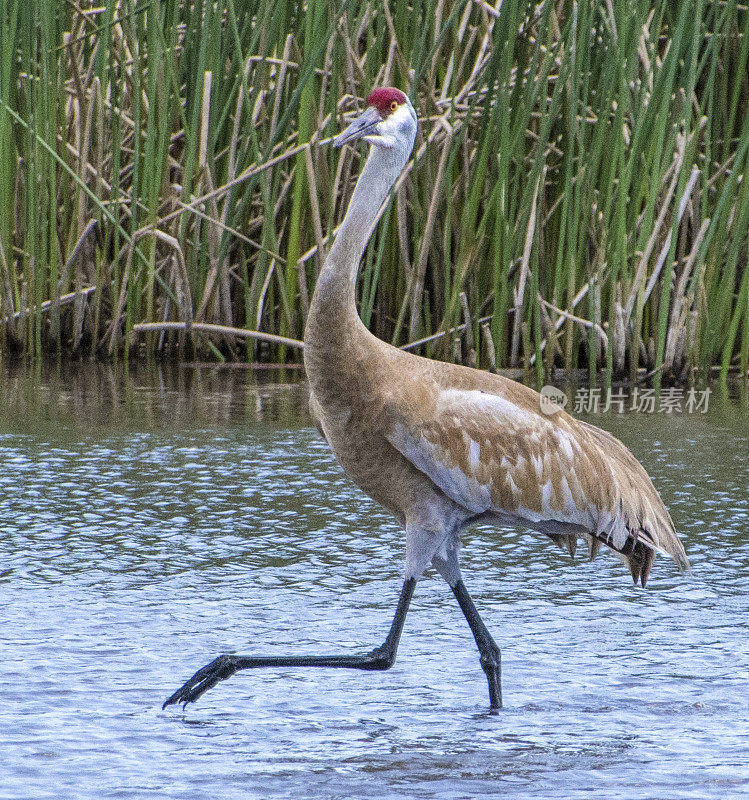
(627, 541, 656, 587)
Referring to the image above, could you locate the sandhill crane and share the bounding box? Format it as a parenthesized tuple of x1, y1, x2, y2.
(163, 87, 689, 713)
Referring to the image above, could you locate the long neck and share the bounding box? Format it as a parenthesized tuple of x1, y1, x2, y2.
(307, 145, 407, 330)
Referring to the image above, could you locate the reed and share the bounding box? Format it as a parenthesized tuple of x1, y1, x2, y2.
(0, 0, 747, 387)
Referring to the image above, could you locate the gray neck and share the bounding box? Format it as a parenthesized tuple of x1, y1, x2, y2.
(309, 145, 407, 318)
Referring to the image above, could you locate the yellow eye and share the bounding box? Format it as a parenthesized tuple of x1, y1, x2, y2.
(390, 100, 399, 112)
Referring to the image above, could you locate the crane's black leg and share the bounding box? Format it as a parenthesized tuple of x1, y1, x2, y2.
(451, 579, 502, 711)
(163, 577, 416, 709)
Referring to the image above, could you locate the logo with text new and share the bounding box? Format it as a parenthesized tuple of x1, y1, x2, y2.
(539, 385, 568, 415)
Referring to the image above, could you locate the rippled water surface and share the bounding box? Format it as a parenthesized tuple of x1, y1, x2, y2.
(1, 362, 747, 799)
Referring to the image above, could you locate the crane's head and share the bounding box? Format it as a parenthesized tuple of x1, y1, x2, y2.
(334, 88, 417, 154)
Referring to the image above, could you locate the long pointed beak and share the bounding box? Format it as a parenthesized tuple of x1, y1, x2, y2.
(333, 106, 382, 148)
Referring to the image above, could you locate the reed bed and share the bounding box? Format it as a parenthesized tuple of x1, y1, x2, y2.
(0, 0, 747, 387)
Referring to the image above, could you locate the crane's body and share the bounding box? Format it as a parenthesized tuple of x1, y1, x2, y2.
(164, 87, 689, 713)
(306, 332, 684, 586)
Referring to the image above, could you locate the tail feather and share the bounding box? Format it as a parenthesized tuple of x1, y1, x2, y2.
(577, 420, 690, 580)
(542, 521, 688, 586)
(628, 541, 656, 587)
(546, 532, 579, 558)
(531, 420, 689, 585)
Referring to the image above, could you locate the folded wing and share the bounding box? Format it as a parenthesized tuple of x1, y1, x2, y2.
(386, 385, 689, 585)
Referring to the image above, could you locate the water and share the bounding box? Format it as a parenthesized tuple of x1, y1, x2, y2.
(1, 362, 747, 799)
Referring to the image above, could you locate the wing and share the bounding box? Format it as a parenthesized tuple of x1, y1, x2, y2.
(386, 383, 689, 585)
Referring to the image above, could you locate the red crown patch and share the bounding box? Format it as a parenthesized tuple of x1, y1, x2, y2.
(365, 88, 407, 117)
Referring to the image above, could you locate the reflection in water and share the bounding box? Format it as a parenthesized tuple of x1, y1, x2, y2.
(0, 359, 308, 430)
(0, 362, 747, 800)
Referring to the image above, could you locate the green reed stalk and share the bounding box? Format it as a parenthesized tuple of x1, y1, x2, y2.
(0, 0, 745, 380)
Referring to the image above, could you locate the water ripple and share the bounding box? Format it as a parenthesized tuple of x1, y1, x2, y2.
(0, 365, 747, 799)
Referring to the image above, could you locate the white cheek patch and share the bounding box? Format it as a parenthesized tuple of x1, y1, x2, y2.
(371, 103, 417, 149)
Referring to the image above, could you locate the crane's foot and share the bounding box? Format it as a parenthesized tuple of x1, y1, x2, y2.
(481, 650, 502, 713)
(163, 654, 240, 709)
